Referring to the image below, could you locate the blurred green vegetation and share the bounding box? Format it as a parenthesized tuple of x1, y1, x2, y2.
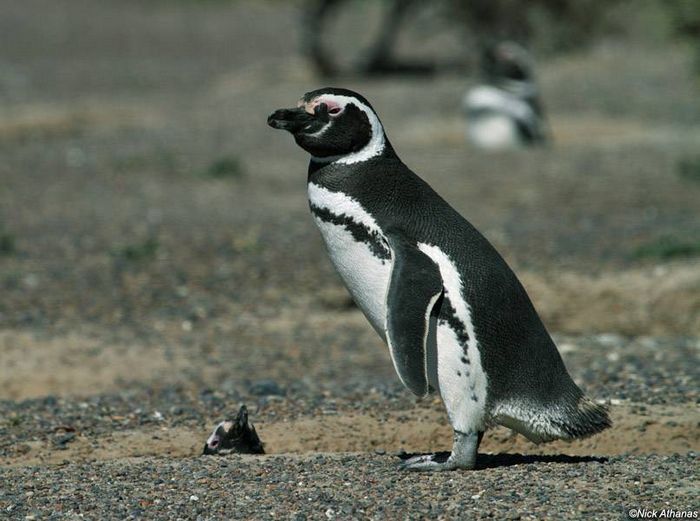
(0, 232, 16, 256)
(8, 415, 24, 427)
(633, 236, 700, 261)
(201, 156, 245, 179)
(677, 157, 700, 183)
(112, 237, 159, 263)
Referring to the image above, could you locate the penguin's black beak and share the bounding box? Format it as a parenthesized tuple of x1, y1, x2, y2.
(267, 107, 314, 133)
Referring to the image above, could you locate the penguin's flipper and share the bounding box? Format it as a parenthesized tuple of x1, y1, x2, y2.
(514, 112, 546, 144)
(385, 232, 443, 398)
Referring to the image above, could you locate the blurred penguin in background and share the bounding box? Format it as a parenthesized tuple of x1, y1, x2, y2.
(463, 41, 549, 150)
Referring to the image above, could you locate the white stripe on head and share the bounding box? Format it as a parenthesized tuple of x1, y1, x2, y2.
(206, 420, 231, 445)
(305, 94, 386, 165)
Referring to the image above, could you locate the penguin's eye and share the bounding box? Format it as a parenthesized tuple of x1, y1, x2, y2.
(328, 106, 342, 116)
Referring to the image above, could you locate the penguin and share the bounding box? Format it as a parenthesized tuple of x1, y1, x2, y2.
(203, 405, 265, 455)
(463, 41, 549, 149)
(267, 87, 609, 471)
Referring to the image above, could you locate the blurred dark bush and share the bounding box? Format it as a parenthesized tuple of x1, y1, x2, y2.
(666, 0, 700, 38)
(303, 0, 671, 77)
(664, 0, 700, 74)
(450, 0, 623, 53)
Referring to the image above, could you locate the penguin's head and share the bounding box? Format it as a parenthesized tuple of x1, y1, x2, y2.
(203, 419, 236, 455)
(482, 41, 534, 83)
(267, 87, 389, 163)
(202, 405, 265, 455)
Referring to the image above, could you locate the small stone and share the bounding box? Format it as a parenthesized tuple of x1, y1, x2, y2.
(53, 432, 77, 448)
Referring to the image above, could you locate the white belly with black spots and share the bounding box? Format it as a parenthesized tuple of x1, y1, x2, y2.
(308, 183, 392, 336)
(308, 184, 489, 433)
(313, 219, 391, 335)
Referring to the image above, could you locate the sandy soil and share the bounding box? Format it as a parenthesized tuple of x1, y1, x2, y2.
(4, 403, 697, 469)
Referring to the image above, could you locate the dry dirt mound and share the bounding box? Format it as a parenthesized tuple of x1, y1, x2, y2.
(522, 262, 700, 336)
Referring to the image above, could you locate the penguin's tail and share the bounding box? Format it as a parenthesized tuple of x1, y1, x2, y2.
(491, 395, 612, 444)
(550, 395, 612, 441)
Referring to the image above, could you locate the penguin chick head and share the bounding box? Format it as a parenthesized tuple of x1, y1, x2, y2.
(268, 87, 389, 164)
(482, 41, 534, 83)
(203, 405, 265, 455)
(203, 419, 235, 454)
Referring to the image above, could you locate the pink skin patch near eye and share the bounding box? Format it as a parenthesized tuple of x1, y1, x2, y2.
(299, 98, 343, 116)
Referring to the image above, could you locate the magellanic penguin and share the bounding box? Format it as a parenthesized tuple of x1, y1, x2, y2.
(203, 405, 265, 455)
(464, 41, 549, 149)
(267, 88, 609, 471)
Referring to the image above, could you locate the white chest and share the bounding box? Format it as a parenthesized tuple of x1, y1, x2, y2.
(308, 183, 392, 336)
(463, 85, 532, 150)
(467, 114, 521, 149)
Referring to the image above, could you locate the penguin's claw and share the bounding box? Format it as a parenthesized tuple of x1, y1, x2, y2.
(398, 452, 471, 472)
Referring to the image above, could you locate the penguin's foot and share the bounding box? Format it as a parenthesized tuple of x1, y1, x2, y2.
(398, 430, 481, 472)
(398, 451, 468, 472)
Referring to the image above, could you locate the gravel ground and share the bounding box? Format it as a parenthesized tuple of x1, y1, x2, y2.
(2, 453, 697, 520)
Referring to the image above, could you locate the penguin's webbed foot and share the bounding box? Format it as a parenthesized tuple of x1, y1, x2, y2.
(398, 430, 481, 472)
(398, 451, 468, 472)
